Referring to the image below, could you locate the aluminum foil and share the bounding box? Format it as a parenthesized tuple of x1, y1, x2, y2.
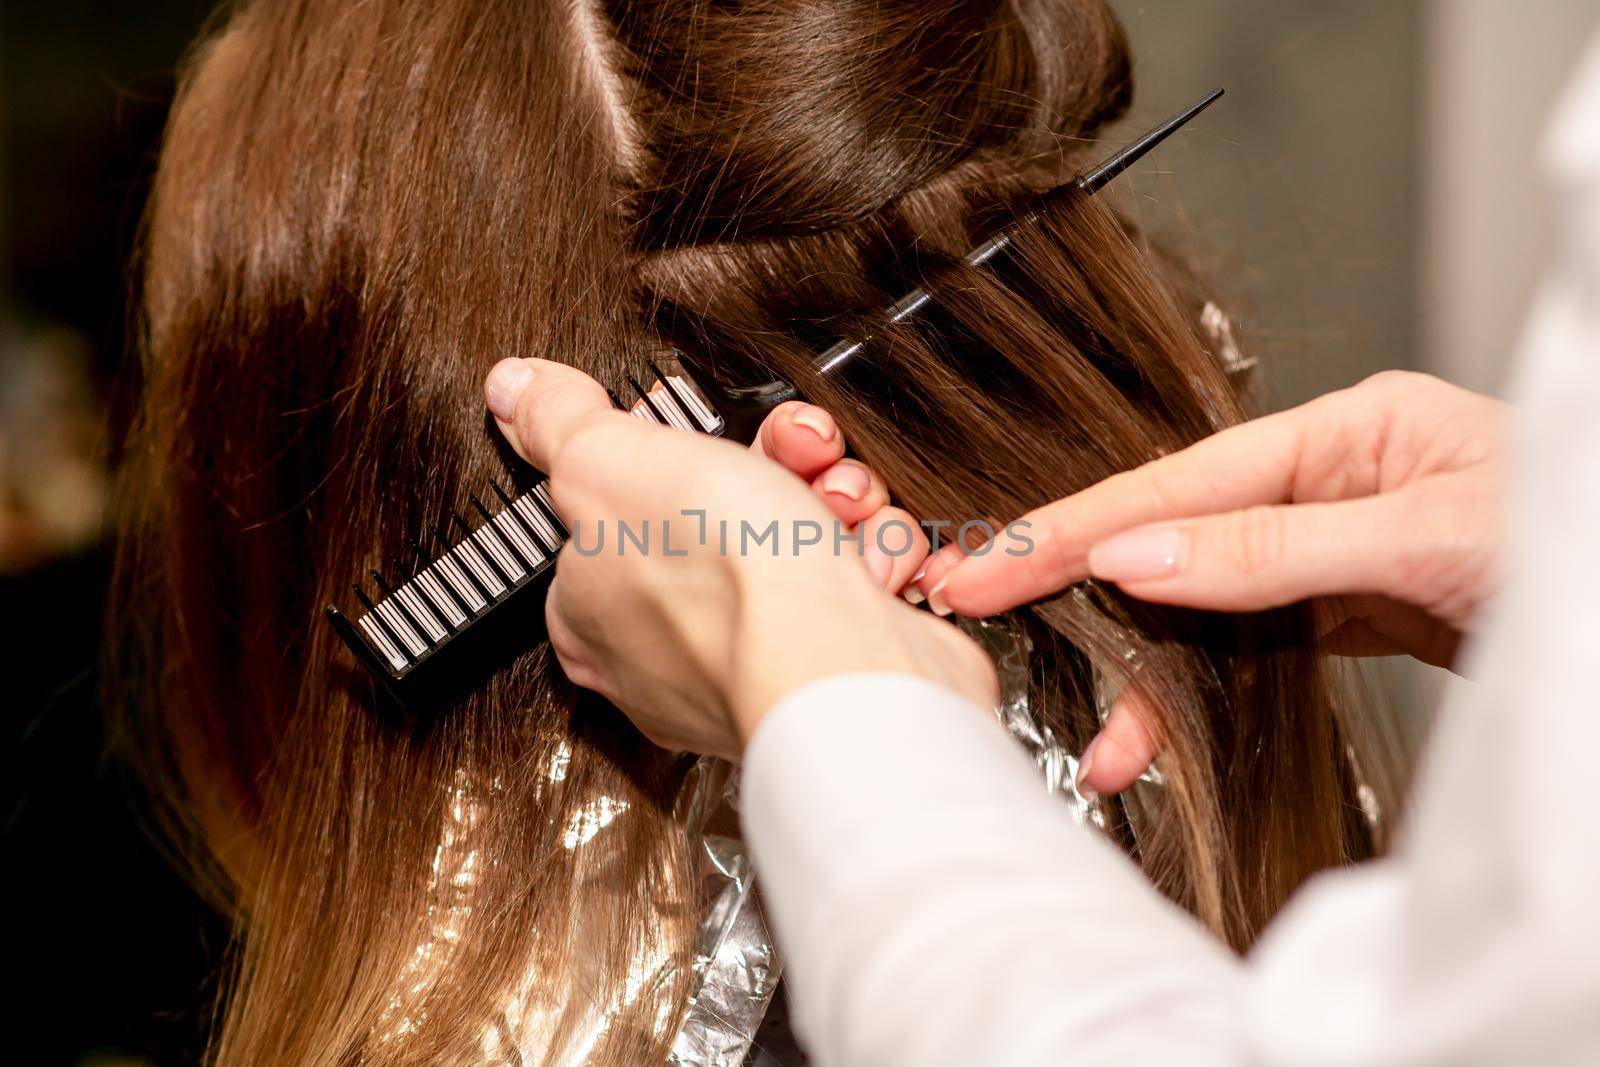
(658, 609, 1167, 1064)
(959, 613, 1113, 828)
(1202, 300, 1256, 375)
(666, 757, 780, 1066)
(464, 608, 1160, 1065)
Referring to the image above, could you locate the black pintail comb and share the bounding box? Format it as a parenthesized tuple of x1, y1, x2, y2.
(327, 88, 1223, 709)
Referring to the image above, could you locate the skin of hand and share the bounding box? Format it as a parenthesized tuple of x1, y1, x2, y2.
(483, 357, 998, 760)
(912, 370, 1507, 797)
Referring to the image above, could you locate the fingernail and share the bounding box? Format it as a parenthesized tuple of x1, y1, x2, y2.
(927, 576, 952, 617)
(820, 464, 870, 501)
(910, 560, 930, 586)
(902, 585, 926, 606)
(1087, 526, 1184, 582)
(1075, 733, 1101, 798)
(791, 406, 838, 443)
(485, 358, 537, 421)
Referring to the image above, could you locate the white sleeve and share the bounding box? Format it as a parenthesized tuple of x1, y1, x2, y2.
(741, 673, 1244, 1067)
(740, 661, 1600, 1067)
(742, 33, 1600, 1067)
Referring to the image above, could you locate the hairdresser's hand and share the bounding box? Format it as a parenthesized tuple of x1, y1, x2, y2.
(484, 358, 996, 760)
(919, 370, 1506, 796)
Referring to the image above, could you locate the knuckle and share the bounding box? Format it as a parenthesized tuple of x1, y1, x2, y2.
(1010, 505, 1076, 589)
(1359, 369, 1434, 396)
(548, 412, 624, 475)
(1219, 505, 1286, 578)
(1301, 397, 1391, 498)
(872, 507, 926, 559)
(1381, 482, 1496, 623)
(1037, 522, 1075, 583)
(544, 613, 586, 671)
(1352, 370, 1456, 419)
(901, 510, 932, 554)
(515, 368, 573, 423)
(1145, 467, 1175, 516)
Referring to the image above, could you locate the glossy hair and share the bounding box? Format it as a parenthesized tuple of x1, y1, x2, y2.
(112, 1, 1403, 1062)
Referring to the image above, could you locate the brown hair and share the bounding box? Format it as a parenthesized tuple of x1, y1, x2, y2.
(113, 0, 1403, 1062)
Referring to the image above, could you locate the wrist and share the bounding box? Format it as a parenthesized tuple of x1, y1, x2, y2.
(723, 559, 916, 748)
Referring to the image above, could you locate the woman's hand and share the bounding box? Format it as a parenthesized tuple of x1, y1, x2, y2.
(915, 370, 1507, 796)
(483, 358, 997, 760)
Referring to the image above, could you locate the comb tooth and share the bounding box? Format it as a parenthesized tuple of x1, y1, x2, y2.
(343, 601, 408, 673)
(638, 367, 693, 431)
(380, 599, 427, 657)
(645, 361, 697, 431)
(456, 532, 508, 596)
(606, 389, 627, 411)
(370, 568, 435, 652)
(652, 360, 725, 434)
(621, 375, 653, 421)
(484, 484, 543, 570)
(432, 525, 490, 609)
(418, 540, 473, 618)
(411, 567, 463, 631)
(473, 524, 522, 584)
(529, 482, 568, 539)
(491, 481, 548, 562)
(457, 539, 505, 599)
(397, 553, 460, 633)
(445, 515, 506, 599)
(426, 561, 474, 620)
(432, 523, 493, 606)
(332, 603, 406, 676)
(394, 576, 448, 643)
(512, 488, 564, 551)
(464, 499, 518, 585)
(356, 614, 409, 673)
(468, 494, 524, 582)
(354, 583, 414, 665)
(390, 553, 447, 632)
(627, 374, 673, 425)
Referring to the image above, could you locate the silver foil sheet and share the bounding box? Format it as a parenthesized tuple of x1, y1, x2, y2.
(667, 757, 781, 1066)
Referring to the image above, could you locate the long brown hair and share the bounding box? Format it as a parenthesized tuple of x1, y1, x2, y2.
(113, 1, 1402, 1062)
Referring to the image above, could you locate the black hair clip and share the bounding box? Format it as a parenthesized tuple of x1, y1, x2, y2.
(327, 88, 1224, 709)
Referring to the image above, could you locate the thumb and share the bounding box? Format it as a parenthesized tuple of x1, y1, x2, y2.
(1086, 491, 1418, 612)
(485, 357, 617, 470)
(1076, 687, 1161, 798)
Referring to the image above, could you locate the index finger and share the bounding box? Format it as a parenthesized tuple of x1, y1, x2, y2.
(936, 404, 1309, 616)
(485, 357, 622, 470)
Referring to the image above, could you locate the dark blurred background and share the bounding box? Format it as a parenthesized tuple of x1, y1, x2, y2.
(5, 5, 224, 1065)
(5, 2, 1595, 1063)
